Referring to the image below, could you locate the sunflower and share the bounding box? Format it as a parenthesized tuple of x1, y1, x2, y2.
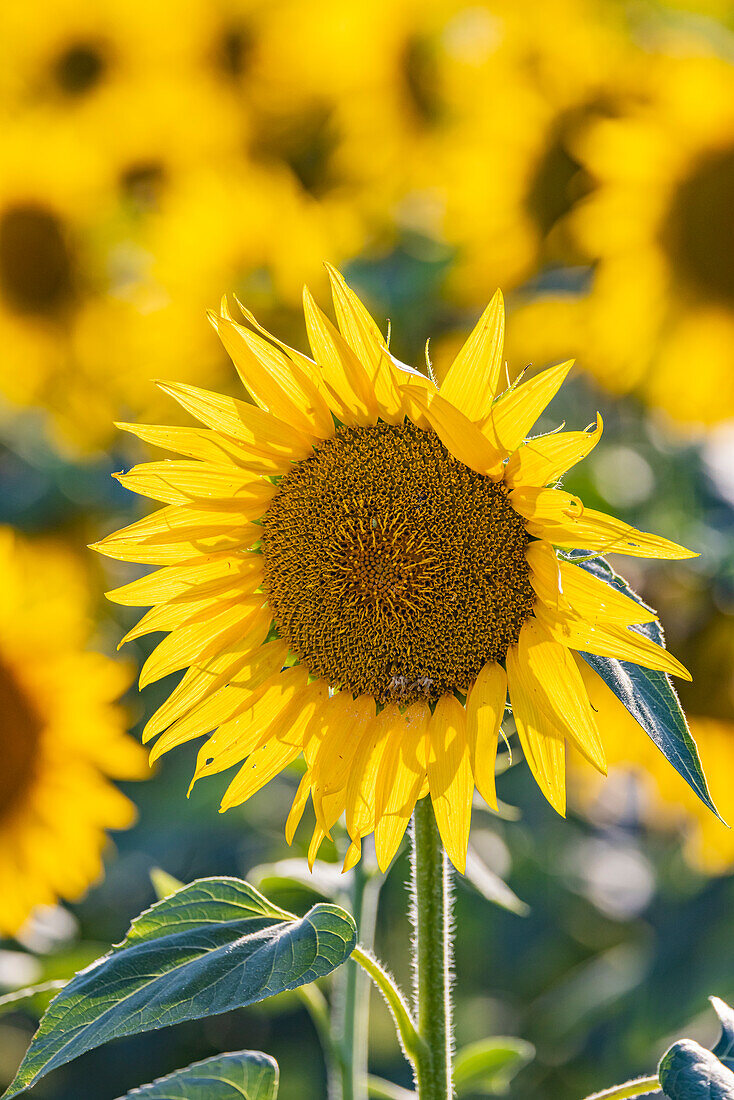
(416, 0, 637, 303)
(565, 52, 734, 425)
(0, 529, 146, 937)
(94, 267, 696, 874)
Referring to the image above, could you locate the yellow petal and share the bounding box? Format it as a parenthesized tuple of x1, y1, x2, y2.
(325, 263, 404, 424)
(308, 824, 327, 869)
(190, 666, 308, 786)
(427, 693, 473, 873)
(302, 285, 379, 425)
(402, 385, 504, 478)
(92, 534, 246, 566)
(466, 662, 507, 810)
(374, 701, 429, 871)
(310, 693, 376, 833)
(517, 618, 606, 774)
(156, 380, 314, 459)
(534, 601, 692, 680)
(221, 680, 329, 810)
(526, 541, 657, 626)
(149, 644, 289, 760)
(114, 462, 276, 511)
(106, 553, 262, 608)
(115, 422, 270, 470)
(285, 770, 312, 845)
(140, 599, 269, 689)
(345, 705, 402, 848)
(120, 585, 253, 646)
(484, 360, 574, 456)
(232, 295, 319, 377)
(440, 290, 505, 422)
(93, 503, 259, 555)
(504, 414, 603, 489)
(509, 485, 584, 526)
(506, 643, 567, 814)
(144, 639, 288, 745)
(211, 312, 330, 438)
(523, 503, 698, 560)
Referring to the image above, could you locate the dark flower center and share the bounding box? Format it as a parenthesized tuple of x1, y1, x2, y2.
(262, 422, 534, 705)
(0, 660, 42, 821)
(0, 204, 76, 317)
(662, 144, 734, 308)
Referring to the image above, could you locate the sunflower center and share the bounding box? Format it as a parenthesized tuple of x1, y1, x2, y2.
(52, 41, 108, 97)
(0, 203, 76, 317)
(262, 422, 534, 705)
(662, 144, 734, 307)
(0, 660, 42, 821)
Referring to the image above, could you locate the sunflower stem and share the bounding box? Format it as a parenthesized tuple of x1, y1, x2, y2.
(338, 843, 381, 1100)
(410, 797, 454, 1100)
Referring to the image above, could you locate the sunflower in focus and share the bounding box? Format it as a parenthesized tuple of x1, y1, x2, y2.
(567, 52, 734, 425)
(94, 268, 698, 874)
(0, 530, 146, 936)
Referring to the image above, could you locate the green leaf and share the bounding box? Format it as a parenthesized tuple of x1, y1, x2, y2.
(574, 554, 719, 816)
(249, 857, 348, 902)
(116, 1051, 278, 1100)
(454, 1037, 534, 1095)
(658, 1039, 734, 1098)
(463, 845, 529, 916)
(149, 868, 185, 900)
(3, 877, 356, 1099)
(712, 998, 734, 1070)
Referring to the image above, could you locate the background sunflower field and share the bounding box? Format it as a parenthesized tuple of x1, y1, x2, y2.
(0, 1, 733, 1096)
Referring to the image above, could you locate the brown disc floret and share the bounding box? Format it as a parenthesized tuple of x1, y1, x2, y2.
(262, 421, 535, 705)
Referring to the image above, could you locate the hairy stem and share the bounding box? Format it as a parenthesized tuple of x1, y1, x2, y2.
(338, 846, 381, 1100)
(410, 797, 454, 1099)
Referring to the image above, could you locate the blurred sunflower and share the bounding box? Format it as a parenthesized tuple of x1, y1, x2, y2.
(572, 705, 734, 875)
(420, 0, 637, 302)
(0, 116, 106, 421)
(93, 269, 698, 874)
(0, 529, 146, 937)
(567, 52, 734, 425)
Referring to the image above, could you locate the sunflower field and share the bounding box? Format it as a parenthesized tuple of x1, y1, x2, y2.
(1, 2, 733, 1098)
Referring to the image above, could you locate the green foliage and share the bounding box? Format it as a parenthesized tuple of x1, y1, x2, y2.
(2, 877, 356, 1099)
(575, 554, 717, 815)
(658, 1040, 734, 1098)
(454, 1037, 535, 1095)
(583, 998, 734, 1099)
(712, 997, 734, 1070)
(117, 1051, 279, 1100)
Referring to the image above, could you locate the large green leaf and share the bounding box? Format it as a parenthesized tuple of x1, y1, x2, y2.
(454, 1037, 534, 1095)
(572, 554, 718, 816)
(712, 998, 734, 1070)
(118, 1051, 278, 1100)
(658, 1039, 734, 1098)
(3, 877, 356, 1099)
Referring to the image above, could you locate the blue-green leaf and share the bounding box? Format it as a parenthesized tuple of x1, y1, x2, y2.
(658, 1039, 734, 1098)
(572, 554, 718, 816)
(712, 997, 734, 1070)
(117, 1051, 278, 1100)
(3, 877, 356, 1099)
(454, 1037, 534, 1095)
